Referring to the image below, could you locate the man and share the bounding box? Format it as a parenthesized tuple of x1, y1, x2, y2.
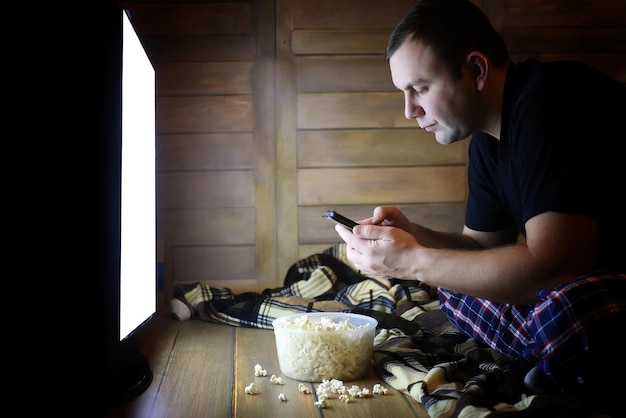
(334, 0, 625, 414)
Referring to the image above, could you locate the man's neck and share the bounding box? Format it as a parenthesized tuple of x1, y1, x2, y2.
(482, 61, 510, 140)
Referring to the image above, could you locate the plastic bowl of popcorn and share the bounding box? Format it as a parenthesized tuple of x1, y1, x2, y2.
(272, 312, 378, 382)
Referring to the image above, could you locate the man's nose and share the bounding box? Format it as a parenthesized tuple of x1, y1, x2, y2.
(405, 95, 425, 119)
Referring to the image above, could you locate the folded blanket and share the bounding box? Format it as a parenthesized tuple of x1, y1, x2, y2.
(171, 244, 586, 417)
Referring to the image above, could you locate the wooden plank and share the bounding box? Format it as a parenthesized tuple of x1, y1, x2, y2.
(253, 0, 280, 288)
(299, 203, 466, 244)
(157, 133, 254, 171)
(293, 0, 415, 29)
(297, 167, 467, 206)
(297, 56, 395, 92)
(157, 208, 255, 245)
(297, 92, 412, 129)
(157, 96, 254, 133)
(149, 320, 235, 418)
(157, 171, 255, 209)
(297, 129, 466, 168)
(173, 245, 256, 282)
(276, 0, 302, 282)
(157, 62, 253, 96)
(120, 2, 253, 35)
(143, 35, 257, 63)
(291, 30, 390, 55)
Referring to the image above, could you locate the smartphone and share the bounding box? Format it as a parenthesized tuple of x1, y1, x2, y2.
(322, 210, 359, 231)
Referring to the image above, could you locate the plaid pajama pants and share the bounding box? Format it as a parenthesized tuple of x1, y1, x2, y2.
(438, 271, 626, 393)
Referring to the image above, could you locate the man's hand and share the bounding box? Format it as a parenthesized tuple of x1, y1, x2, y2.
(334, 222, 420, 277)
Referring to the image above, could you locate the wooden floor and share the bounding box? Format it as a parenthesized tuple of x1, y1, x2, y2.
(103, 312, 429, 418)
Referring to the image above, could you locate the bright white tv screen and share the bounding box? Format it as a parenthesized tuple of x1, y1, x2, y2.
(120, 10, 156, 341)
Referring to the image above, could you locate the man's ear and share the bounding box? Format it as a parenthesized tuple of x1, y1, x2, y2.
(466, 52, 489, 91)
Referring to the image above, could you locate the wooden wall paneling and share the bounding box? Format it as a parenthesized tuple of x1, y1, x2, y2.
(173, 245, 256, 283)
(297, 129, 466, 168)
(253, 0, 280, 289)
(157, 61, 254, 96)
(157, 133, 255, 172)
(292, 0, 415, 29)
(276, 0, 301, 278)
(121, 0, 265, 296)
(297, 92, 414, 129)
(297, 56, 395, 92)
(158, 171, 255, 208)
(158, 208, 256, 246)
(122, 2, 253, 36)
(298, 166, 467, 206)
(291, 31, 393, 55)
(157, 96, 254, 133)
(143, 36, 258, 62)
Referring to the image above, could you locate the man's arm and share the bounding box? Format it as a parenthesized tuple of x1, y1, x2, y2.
(339, 211, 598, 304)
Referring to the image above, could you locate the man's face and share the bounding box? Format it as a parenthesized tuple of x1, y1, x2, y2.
(389, 38, 478, 145)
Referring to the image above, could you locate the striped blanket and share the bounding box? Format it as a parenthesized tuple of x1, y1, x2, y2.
(172, 244, 587, 417)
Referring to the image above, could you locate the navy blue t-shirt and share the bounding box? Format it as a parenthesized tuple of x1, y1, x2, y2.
(466, 59, 626, 271)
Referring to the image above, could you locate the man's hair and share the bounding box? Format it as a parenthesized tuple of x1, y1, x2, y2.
(386, 0, 509, 79)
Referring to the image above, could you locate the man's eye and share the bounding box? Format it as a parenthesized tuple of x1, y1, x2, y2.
(413, 87, 427, 95)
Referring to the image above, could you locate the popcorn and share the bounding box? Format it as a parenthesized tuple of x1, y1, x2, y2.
(314, 398, 327, 408)
(298, 383, 312, 394)
(269, 375, 284, 385)
(245, 361, 390, 408)
(254, 364, 267, 377)
(373, 383, 388, 395)
(244, 382, 258, 395)
(273, 314, 375, 382)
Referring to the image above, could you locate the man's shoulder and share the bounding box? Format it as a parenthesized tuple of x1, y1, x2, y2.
(508, 58, 625, 116)
(514, 58, 623, 91)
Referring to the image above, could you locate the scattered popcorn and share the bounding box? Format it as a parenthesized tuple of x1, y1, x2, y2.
(316, 378, 345, 398)
(308, 379, 390, 406)
(359, 387, 372, 398)
(269, 375, 284, 385)
(254, 364, 267, 377)
(245, 363, 390, 407)
(298, 383, 312, 394)
(347, 385, 361, 398)
(244, 382, 258, 395)
(314, 398, 327, 408)
(373, 383, 388, 395)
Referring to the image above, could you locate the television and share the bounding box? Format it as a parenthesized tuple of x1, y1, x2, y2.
(97, 7, 157, 408)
